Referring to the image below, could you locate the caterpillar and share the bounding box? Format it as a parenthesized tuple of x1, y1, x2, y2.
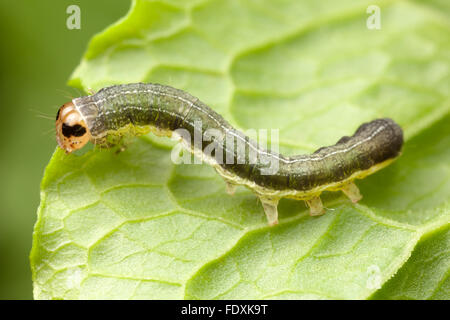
(56, 83, 403, 226)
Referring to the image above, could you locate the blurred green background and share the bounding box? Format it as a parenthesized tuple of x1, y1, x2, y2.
(0, 0, 130, 299)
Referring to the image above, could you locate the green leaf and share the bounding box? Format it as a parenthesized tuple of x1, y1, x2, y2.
(31, 0, 449, 299)
(372, 224, 450, 300)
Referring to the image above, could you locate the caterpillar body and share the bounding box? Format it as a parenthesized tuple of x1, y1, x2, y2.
(56, 83, 403, 226)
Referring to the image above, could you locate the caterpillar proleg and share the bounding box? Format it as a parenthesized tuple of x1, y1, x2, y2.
(56, 83, 403, 226)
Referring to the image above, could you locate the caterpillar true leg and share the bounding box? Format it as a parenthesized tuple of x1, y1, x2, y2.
(259, 196, 279, 226)
(341, 182, 363, 203)
(306, 197, 325, 216)
(225, 182, 237, 195)
(115, 145, 128, 154)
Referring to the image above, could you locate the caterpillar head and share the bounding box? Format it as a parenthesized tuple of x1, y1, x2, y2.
(55, 102, 91, 153)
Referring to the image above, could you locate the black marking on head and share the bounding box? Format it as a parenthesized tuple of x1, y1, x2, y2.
(56, 108, 61, 120)
(62, 123, 87, 137)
